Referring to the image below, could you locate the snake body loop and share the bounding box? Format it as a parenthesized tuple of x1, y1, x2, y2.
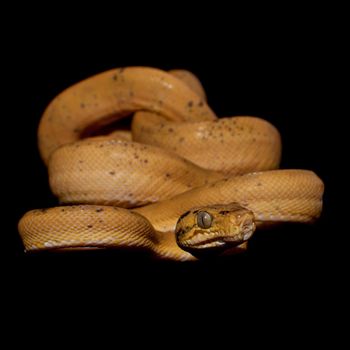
(18, 67, 324, 260)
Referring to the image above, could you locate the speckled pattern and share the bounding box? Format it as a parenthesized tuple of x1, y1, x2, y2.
(132, 113, 281, 174)
(38, 67, 216, 164)
(18, 68, 325, 260)
(49, 138, 223, 206)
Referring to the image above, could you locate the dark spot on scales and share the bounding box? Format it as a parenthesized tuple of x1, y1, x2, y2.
(179, 210, 191, 220)
(80, 103, 85, 108)
(168, 128, 174, 132)
(109, 171, 115, 175)
(198, 100, 204, 107)
(187, 101, 193, 107)
(87, 225, 93, 228)
(96, 208, 103, 212)
(112, 74, 118, 81)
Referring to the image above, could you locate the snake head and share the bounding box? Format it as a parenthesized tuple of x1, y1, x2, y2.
(175, 203, 256, 258)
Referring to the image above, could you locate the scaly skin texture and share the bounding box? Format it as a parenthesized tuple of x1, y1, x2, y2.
(134, 169, 324, 234)
(168, 69, 207, 101)
(19, 169, 323, 260)
(18, 205, 248, 261)
(49, 138, 223, 207)
(132, 113, 281, 175)
(38, 67, 216, 164)
(18, 68, 324, 261)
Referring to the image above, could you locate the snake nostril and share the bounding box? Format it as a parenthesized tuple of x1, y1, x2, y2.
(242, 218, 256, 239)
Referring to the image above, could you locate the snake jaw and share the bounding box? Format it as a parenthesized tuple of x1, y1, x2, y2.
(175, 203, 256, 257)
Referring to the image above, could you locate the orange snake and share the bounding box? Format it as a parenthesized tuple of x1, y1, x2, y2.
(18, 67, 324, 261)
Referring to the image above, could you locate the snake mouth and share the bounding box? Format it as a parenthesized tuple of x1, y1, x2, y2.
(181, 233, 250, 250)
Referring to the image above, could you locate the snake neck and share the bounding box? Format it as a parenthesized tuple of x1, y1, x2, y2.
(151, 231, 196, 261)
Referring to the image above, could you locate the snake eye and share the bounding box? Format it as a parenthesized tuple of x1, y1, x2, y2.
(197, 211, 212, 229)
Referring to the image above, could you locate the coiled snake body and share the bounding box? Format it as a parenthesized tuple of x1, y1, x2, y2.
(18, 67, 324, 261)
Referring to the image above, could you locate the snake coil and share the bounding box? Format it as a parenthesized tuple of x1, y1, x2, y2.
(18, 67, 324, 261)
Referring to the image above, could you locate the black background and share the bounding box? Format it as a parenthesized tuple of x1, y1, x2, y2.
(3, 17, 344, 334)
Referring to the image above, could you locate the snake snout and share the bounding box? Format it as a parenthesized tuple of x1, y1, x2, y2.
(240, 216, 256, 241)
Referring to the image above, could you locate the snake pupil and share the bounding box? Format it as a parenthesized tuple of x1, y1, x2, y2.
(197, 211, 212, 229)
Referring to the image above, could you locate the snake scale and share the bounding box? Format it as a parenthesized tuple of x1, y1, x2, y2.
(18, 67, 324, 261)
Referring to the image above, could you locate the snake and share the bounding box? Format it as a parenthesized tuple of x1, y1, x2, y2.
(18, 67, 324, 261)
